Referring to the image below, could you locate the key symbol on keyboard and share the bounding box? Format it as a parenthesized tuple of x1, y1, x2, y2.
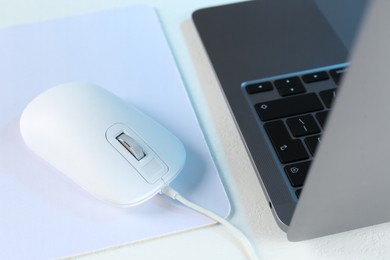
(280, 144, 288, 151)
(260, 104, 268, 110)
(290, 167, 299, 174)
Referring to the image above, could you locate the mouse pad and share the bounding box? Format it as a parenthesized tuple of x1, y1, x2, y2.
(0, 5, 230, 259)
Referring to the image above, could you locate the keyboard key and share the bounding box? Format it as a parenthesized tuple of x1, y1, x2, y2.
(274, 76, 302, 88)
(329, 67, 347, 85)
(256, 93, 324, 121)
(277, 84, 306, 97)
(319, 88, 337, 108)
(264, 120, 309, 163)
(246, 81, 273, 94)
(316, 111, 329, 128)
(302, 71, 329, 83)
(275, 76, 305, 97)
(305, 135, 321, 156)
(284, 161, 311, 187)
(286, 115, 320, 137)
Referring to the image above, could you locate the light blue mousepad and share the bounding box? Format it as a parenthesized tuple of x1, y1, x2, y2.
(0, 5, 230, 259)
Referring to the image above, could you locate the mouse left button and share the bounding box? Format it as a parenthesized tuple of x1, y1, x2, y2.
(116, 133, 145, 161)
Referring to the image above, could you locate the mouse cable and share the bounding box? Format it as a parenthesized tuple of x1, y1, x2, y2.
(161, 186, 259, 260)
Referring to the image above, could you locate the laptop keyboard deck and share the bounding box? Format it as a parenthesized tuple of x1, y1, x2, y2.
(243, 64, 347, 199)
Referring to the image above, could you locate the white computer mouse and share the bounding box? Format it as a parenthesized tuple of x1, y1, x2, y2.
(20, 82, 186, 207)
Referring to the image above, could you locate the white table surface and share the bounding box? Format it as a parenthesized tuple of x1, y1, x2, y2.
(1, 0, 390, 259)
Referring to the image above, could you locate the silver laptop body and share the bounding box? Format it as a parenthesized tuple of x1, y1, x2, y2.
(194, 0, 390, 240)
(288, 0, 390, 240)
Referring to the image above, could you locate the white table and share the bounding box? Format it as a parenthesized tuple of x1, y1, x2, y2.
(2, 0, 389, 259)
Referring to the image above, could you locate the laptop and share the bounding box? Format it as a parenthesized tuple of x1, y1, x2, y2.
(192, 0, 390, 241)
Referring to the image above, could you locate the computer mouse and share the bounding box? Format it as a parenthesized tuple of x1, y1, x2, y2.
(20, 82, 186, 207)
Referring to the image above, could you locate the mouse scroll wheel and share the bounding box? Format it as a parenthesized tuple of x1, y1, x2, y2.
(116, 133, 145, 161)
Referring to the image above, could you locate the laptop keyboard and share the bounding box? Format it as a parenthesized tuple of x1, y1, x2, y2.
(243, 65, 347, 199)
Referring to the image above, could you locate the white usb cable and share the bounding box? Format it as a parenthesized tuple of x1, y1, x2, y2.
(161, 186, 259, 260)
